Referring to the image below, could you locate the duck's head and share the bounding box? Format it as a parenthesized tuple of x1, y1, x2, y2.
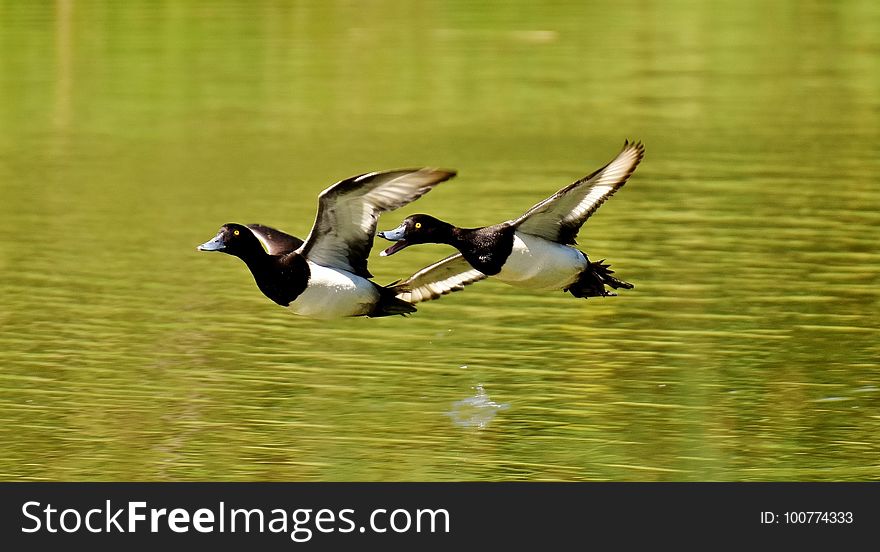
(378, 214, 448, 256)
(198, 223, 263, 258)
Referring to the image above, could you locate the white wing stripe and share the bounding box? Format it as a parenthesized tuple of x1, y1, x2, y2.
(397, 267, 485, 303)
(513, 141, 644, 242)
(393, 254, 487, 304)
(561, 184, 614, 225)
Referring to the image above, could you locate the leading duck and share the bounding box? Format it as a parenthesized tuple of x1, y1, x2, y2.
(378, 141, 644, 303)
(198, 168, 455, 318)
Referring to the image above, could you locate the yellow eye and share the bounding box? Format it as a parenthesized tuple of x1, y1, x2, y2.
(233, 229, 240, 236)
(415, 222, 422, 229)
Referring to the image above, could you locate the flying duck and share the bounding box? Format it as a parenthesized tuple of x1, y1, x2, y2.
(378, 141, 644, 303)
(198, 169, 455, 318)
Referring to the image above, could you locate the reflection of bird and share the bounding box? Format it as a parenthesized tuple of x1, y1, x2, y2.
(198, 169, 455, 318)
(379, 141, 644, 303)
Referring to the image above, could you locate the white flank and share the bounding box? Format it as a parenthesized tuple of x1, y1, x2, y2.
(288, 262, 379, 318)
(495, 232, 587, 290)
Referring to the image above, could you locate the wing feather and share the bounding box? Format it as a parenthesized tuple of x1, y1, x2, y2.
(298, 168, 456, 277)
(512, 141, 644, 244)
(245, 224, 304, 255)
(391, 253, 487, 304)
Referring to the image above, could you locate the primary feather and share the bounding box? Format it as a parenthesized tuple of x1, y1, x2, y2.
(298, 168, 456, 277)
(512, 140, 644, 244)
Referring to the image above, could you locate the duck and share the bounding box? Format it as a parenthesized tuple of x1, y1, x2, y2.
(378, 141, 644, 303)
(197, 168, 456, 318)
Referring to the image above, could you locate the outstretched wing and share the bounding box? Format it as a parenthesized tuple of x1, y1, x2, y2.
(391, 253, 487, 304)
(245, 224, 304, 255)
(512, 140, 644, 244)
(298, 168, 456, 277)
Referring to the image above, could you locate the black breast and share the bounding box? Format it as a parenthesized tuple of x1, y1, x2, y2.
(460, 224, 515, 276)
(252, 252, 310, 306)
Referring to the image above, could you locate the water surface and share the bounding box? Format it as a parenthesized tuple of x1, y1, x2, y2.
(0, 0, 878, 481)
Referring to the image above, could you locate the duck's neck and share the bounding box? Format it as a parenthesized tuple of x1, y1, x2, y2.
(234, 246, 272, 268)
(234, 249, 309, 306)
(453, 225, 495, 251)
(430, 221, 469, 248)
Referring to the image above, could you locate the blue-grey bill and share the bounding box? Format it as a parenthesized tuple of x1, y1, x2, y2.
(379, 223, 407, 241)
(378, 224, 409, 257)
(197, 234, 226, 251)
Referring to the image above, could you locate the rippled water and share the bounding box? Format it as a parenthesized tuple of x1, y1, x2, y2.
(1, 0, 878, 481)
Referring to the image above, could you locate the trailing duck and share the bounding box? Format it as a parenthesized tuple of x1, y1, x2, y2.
(379, 141, 644, 303)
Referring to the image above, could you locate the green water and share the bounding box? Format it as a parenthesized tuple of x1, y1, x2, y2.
(1, 1, 878, 481)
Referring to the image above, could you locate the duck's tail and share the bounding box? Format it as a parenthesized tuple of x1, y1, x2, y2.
(369, 283, 418, 317)
(566, 259, 634, 299)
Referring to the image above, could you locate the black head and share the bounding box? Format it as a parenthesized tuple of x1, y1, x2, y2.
(378, 214, 450, 256)
(197, 223, 265, 259)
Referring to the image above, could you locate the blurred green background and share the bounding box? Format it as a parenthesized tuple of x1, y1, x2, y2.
(0, 0, 878, 481)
